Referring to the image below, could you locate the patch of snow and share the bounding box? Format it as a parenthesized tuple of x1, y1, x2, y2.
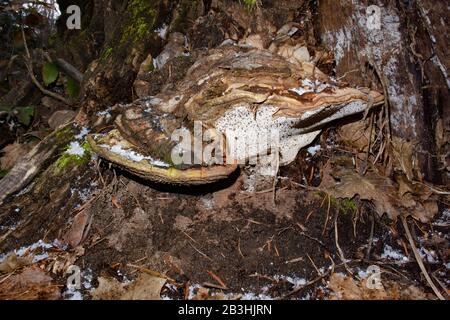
(97, 108, 112, 119)
(82, 269, 93, 290)
(434, 208, 450, 226)
(63, 288, 83, 300)
(274, 274, 307, 287)
(381, 245, 409, 263)
(307, 144, 321, 156)
(155, 24, 168, 39)
(66, 141, 85, 157)
(419, 248, 438, 264)
(187, 284, 201, 300)
(101, 144, 169, 168)
(0, 240, 54, 263)
(200, 197, 214, 210)
(75, 127, 90, 140)
(220, 39, 237, 46)
(240, 292, 274, 300)
(357, 269, 368, 279)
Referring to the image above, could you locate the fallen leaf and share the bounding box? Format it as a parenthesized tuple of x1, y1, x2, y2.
(0, 266, 61, 300)
(389, 137, 419, 181)
(1, 142, 32, 170)
(92, 273, 166, 300)
(328, 273, 428, 300)
(111, 196, 122, 209)
(319, 157, 438, 222)
(63, 210, 91, 248)
(0, 254, 32, 274)
(338, 120, 371, 152)
(48, 110, 76, 129)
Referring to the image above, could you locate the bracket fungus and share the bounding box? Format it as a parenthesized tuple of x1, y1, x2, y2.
(88, 44, 384, 185)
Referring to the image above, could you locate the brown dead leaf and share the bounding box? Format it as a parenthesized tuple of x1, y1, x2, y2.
(0, 254, 32, 274)
(111, 196, 122, 209)
(320, 157, 400, 220)
(63, 210, 91, 248)
(338, 121, 371, 152)
(319, 157, 438, 222)
(46, 246, 85, 275)
(0, 142, 32, 170)
(0, 266, 61, 300)
(389, 137, 419, 181)
(92, 273, 166, 300)
(192, 286, 227, 300)
(328, 273, 428, 300)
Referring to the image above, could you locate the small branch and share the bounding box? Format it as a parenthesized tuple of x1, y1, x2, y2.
(401, 216, 445, 300)
(54, 58, 84, 83)
(365, 212, 375, 261)
(24, 62, 73, 105)
(334, 209, 353, 275)
(21, 27, 72, 106)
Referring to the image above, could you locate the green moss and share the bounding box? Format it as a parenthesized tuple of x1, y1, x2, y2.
(329, 196, 357, 215)
(120, 0, 158, 45)
(241, 0, 259, 9)
(101, 47, 113, 61)
(54, 141, 91, 171)
(145, 61, 155, 72)
(56, 126, 74, 142)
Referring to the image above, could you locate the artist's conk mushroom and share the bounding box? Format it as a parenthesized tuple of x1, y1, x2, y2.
(88, 44, 384, 185)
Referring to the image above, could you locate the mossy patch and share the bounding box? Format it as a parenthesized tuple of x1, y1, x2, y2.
(120, 0, 159, 46)
(56, 126, 74, 143)
(241, 0, 259, 9)
(101, 47, 113, 61)
(329, 196, 358, 215)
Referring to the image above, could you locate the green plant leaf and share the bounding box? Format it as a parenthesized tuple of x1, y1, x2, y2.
(15, 106, 35, 126)
(66, 77, 80, 98)
(42, 62, 59, 86)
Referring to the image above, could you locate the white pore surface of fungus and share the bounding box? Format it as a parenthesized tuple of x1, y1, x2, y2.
(214, 99, 369, 167)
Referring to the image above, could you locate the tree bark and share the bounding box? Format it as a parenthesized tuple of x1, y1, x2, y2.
(316, 0, 449, 183)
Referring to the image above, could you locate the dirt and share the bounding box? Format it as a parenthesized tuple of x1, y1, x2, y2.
(2, 141, 442, 300)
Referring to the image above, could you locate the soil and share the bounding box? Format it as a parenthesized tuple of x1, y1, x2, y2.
(1, 139, 443, 300)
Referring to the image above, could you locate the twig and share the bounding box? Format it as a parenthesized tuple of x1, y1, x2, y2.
(401, 216, 445, 300)
(54, 58, 83, 83)
(334, 209, 353, 275)
(237, 237, 244, 259)
(297, 230, 330, 252)
(322, 194, 331, 235)
(281, 273, 329, 299)
(202, 282, 228, 290)
(21, 27, 72, 106)
(306, 254, 321, 276)
(207, 270, 228, 289)
(189, 243, 213, 261)
(126, 263, 175, 282)
(365, 212, 375, 261)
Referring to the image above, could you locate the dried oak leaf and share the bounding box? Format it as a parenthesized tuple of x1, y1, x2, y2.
(0, 266, 60, 300)
(338, 120, 372, 152)
(319, 157, 438, 222)
(0, 254, 32, 274)
(63, 209, 91, 248)
(328, 273, 428, 300)
(92, 273, 166, 300)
